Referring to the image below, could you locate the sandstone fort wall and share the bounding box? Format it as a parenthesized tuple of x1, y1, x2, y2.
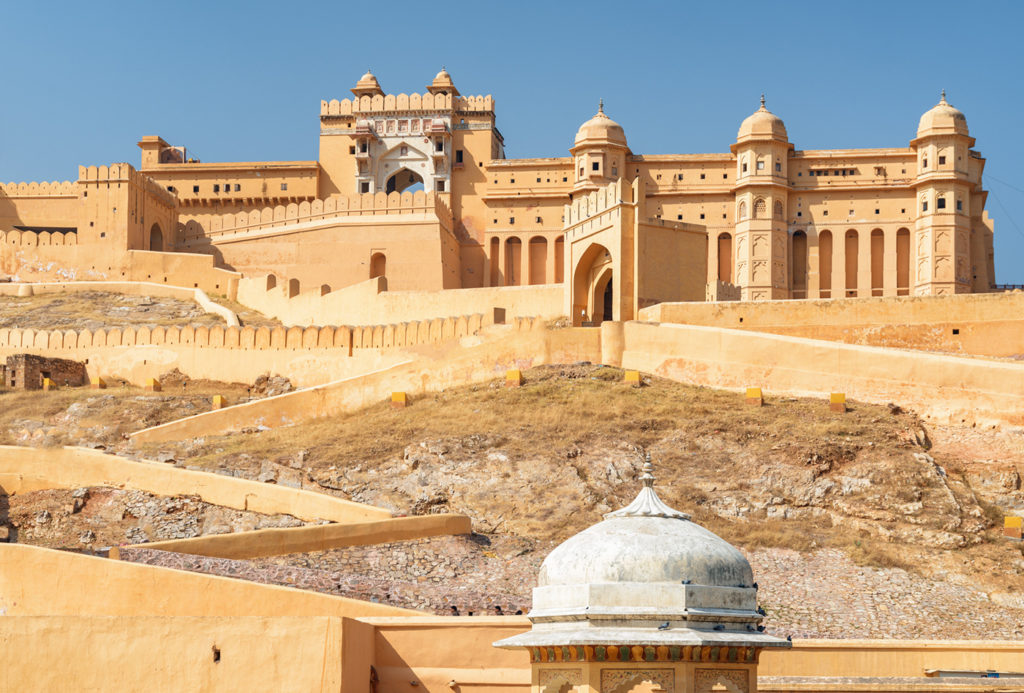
(640, 291, 1024, 358)
(0, 445, 389, 523)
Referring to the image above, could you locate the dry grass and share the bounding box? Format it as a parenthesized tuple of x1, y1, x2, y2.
(0, 291, 223, 330)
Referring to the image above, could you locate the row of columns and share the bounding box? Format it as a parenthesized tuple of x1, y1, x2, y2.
(485, 234, 565, 287)
(710, 226, 913, 300)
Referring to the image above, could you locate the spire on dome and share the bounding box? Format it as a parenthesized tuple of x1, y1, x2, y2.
(760, 93, 766, 109)
(598, 98, 604, 114)
(940, 88, 947, 104)
(604, 453, 690, 520)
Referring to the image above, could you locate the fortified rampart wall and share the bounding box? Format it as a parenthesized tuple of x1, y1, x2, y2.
(0, 445, 389, 523)
(320, 92, 493, 116)
(613, 320, 1024, 426)
(180, 190, 454, 245)
(237, 274, 564, 327)
(640, 291, 1024, 359)
(0, 310, 495, 387)
(130, 322, 593, 443)
(0, 235, 240, 295)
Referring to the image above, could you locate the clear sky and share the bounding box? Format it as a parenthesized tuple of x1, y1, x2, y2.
(3, 0, 1024, 283)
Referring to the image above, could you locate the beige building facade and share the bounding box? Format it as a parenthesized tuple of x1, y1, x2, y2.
(0, 73, 997, 323)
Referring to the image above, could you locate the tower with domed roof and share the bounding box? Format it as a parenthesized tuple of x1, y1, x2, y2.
(911, 91, 979, 295)
(571, 101, 630, 196)
(729, 96, 793, 301)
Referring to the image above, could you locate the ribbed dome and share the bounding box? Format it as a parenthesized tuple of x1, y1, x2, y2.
(538, 514, 754, 589)
(493, 457, 788, 651)
(917, 91, 968, 137)
(574, 101, 628, 148)
(737, 95, 788, 142)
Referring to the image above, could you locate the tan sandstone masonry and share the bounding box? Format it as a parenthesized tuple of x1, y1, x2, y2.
(0, 445, 389, 523)
(130, 323, 597, 444)
(640, 291, 1024, 359)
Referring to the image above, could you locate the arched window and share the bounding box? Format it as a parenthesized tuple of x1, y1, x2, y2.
(370, 252, 386, 279)
(738, 201, 748, 220)
(753, 198, 766, 219)
(773, 200, 783, 220)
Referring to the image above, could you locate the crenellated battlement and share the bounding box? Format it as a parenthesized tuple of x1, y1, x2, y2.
(77, 164, 178, 208)
(0, 180, 77, 198)
(181, 191, 453, 243)
(563, 179, 630, 227)
(320, 93, 494, 117)
(0, 229, 78, 246)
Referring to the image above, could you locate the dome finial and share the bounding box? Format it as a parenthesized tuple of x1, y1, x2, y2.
(641, 452, 655, 489)
(598, 98, 604, 114)
(441, 64, 446, 71)
(940, 88, 947, 103)
(760, 93, 766, 109)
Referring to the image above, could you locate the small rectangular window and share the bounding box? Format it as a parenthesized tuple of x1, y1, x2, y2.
(213, 184, 220, 192)
(677, 214, 682, 220)
(280, 183, 288, 191)
(510, 178, 515, 183)
(509, 217, 515, 224)
(592, 162, 600, 171)
(700, 173, 706, 180)
(677, 174, 684, 181)
(797, 211, 802, 217)
(579, 168, 584, 177)
(922, 158, 928, 168)
(536, 177, 541, 183)
(874, 209, 879, 215)
(937, 198, 946, 209)
(436, 180, 446, 192)
(167, 186, 175, 192)
(723, 173, 728, 179)
(234, 184, 241, 192)
(193, 185, 199, 193)
(349, 146, 356, 154)
(359, 182, 370, 193)
(455, 150, 464, 164)
(756, 161, 765, 170)
(939, 156, 946, 165)
(436, 140, 444, 152)
(922, 201, 928, 212)
(798, 172, 802, 176)
(562, 177, 567, 182)
(956, 200, 963, 211)
(775, 163, 782, 172)
(612, 167, 617, 176)
(823, 210, 829, 216)
(535, 216, 542, 223)
(743, 163, 748, 172)
(699, 213, 705, 220)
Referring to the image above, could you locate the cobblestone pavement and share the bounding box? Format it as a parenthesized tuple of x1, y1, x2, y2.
(119, 535, 1024, 637)
(750, 549, 1024, 639)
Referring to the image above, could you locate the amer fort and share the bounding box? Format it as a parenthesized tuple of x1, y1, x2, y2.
(3, 69, 1024, 692)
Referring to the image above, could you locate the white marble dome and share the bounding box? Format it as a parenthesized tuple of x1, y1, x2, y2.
(496, 457, 788, 649)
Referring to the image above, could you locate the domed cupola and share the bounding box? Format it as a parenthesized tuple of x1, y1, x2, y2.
(427, 66, 460, 97)
(351, 69, 384, 98)
(916, 90, 969, 138)
(570, 100, 630, 194)
(736, 95, 788, 144)
(495, 456, 789, 651)
(574, 100, 628, 149)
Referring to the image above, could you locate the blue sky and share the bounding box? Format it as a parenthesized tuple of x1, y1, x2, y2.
(3, 0, 1024, 283)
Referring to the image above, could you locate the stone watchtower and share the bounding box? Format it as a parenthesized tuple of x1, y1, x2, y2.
(570, 101, 631, 197)
(911, 91, 976, 295)
(730, 97, 793, 301)
(496, 457, 789, 693)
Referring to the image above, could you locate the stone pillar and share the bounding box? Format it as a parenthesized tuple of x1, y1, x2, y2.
(858, 228, 872, 298)
(832, 232, 846, 299)
(547, 236, 557, 284)
(807, 232, 821, 299)
(883, 227, 897, 296)
(497, 237, 507, 287)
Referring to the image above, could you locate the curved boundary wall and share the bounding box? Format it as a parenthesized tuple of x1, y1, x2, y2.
(640, 291, 1024, 359)
(0, 445, 389, 523)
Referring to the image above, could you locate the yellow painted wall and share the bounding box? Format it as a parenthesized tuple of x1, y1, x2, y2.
(640, 291, 1024, 358)
(237, 274, 564, 327)
(0, 445, 390, 523)
(130, 324, 601, 443)
(0, 615, 344, 693)
(138, 513, 472, 559)
(616, 320, 1024, 426)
